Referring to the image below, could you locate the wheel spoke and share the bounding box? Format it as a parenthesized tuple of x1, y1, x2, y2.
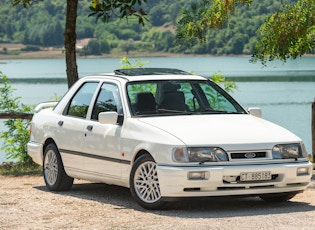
(134, 160, 161, 203)
(44, 150, 58, 186)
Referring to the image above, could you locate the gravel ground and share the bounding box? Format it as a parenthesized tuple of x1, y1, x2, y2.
(1, 173, 315, 230)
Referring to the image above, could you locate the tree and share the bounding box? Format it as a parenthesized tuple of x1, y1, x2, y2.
(12, 0, 148, 88)
(176, 0, 315, 64)
(176, 0, 253, 46)
(79, 38, 110, 56)
(176, 0, 315, 161)
(0, 72, 34, 166)
(119, 38, 135, 55)
(251, 0, 315, 64)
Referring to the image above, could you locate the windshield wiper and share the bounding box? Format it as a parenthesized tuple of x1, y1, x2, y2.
(203, 108, 243, 114)
(157, 108, 193, 115)
(199, 159, 215, 165)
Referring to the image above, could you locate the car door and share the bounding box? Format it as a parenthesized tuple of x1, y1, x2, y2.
(55, 81, 99, 172)
(82, 82, 126, 181)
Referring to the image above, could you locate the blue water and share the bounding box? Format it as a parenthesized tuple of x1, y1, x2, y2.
(2, 56, 315, 79)
(1, 56, 315, 162)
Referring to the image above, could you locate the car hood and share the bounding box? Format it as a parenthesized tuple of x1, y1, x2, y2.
(137, 114, 301, 149)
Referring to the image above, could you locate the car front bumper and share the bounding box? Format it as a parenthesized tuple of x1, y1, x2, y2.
(156, 162, 313, 197)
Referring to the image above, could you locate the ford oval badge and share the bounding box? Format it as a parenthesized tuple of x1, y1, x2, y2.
(245, 152, 256, 158)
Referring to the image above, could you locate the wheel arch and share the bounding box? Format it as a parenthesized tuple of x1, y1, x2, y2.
(43, 138, 58, 159)
(132, 149, 154, 165)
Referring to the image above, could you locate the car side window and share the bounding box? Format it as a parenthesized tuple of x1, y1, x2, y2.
(67, 82, 99, 118)
(91, 83, 122, 120)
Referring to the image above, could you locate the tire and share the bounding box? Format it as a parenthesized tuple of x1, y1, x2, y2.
(43, 143, 74, 191)
(130, 154, 165, 210)
(259, 192, 299, 202)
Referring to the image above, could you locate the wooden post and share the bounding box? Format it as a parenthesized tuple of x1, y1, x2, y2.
(312, 98, 315, 163)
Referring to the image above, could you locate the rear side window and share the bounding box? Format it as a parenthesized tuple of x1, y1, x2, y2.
(67, 82, 98, 118)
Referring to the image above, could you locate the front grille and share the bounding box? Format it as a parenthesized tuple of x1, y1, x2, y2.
(230, 151, 266, 159)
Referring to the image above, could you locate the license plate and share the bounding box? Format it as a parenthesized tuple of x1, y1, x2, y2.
(240, 171, 272, 181)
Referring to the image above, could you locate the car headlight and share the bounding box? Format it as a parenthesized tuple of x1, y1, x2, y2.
(173, 147, 228, 163)
(272, 143, 307, 159)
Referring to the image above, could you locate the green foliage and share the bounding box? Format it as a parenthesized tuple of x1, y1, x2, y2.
(0, 72, 34, 166)
(78, 38, 110, 56)
(119, 56, 149, 69)
(119, 38, 135, 55)
(12, 0, 43, 7)
(0, 161, 41, 176)
(21, 45, 41, 51)
(0, 0, 298, 56)
(251, 0, 315, 64)
(211, 72, 237, 93)
(176, 0, 315, 63)
(176, 0, 253, 46)
(89, 0, 148, 26)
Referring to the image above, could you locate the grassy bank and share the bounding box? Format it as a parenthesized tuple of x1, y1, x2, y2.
(0, 162, 41, 176)
(0, 43, 188, 60)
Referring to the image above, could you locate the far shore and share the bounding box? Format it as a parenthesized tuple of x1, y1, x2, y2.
(0, 43, 253, 60)
(0, 50, 246, 60)
(0, 45, 197, 60)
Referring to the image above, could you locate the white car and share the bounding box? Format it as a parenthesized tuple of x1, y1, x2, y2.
(28, 68, 312, 209)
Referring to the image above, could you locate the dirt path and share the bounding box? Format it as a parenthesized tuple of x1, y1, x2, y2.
(1, 174, 315, 229)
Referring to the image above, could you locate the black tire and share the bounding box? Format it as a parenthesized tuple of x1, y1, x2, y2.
(259, 192, 299, 202)
(43, 143, 74, 191)
(130, 154, 166, 210)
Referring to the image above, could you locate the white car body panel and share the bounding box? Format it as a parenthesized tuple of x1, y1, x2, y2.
(157, 163, 310, 197)
(27, 70, 312, 202)
(137, 115, 300, 148)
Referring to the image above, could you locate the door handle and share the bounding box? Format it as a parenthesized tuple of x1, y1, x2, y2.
(58, 121, 64, 126)
(87, 125, 93, 131)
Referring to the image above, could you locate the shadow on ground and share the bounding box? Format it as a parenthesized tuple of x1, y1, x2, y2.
(34, 173, 315, 218)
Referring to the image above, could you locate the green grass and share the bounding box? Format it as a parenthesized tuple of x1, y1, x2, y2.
(0, 162, 42, 176)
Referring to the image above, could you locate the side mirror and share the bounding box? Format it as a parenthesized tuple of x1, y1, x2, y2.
(248, 107, 262, 118)
(99, 112, 119, 125)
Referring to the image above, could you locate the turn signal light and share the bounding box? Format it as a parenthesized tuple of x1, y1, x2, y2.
(187, 171, 209, 180)
(297, 167, 309, 176)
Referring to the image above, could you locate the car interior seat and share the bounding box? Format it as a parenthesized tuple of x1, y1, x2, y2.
(159, 83, 189, 111)
(135, 92, 157, 114)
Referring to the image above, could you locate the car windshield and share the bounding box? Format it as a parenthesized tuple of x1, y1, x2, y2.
(126, 79, 246, 116)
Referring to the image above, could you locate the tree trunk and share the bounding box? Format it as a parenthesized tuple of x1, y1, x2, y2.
(64, 0, 79, 88)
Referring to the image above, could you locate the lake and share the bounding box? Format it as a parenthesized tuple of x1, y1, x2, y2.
(1, 56, 315, 162)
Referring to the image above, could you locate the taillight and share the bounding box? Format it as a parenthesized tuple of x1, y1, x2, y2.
(30, 124, 32, 136)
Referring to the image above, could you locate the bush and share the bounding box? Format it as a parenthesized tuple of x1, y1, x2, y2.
(0, 72, 35, 167)
(21, 45, 41, 52)
(78, 39, 110, 56)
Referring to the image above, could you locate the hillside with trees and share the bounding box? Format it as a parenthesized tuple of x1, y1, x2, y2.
(0, 0, 294, 56)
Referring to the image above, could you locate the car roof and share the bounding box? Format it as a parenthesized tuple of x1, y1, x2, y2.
(83, 68, 207, 82)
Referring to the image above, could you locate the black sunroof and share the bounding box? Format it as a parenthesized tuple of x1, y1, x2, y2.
(114, 68, 191, 76)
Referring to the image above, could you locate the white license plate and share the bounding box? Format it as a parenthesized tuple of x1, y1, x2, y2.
(240, 171, 272, 181)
